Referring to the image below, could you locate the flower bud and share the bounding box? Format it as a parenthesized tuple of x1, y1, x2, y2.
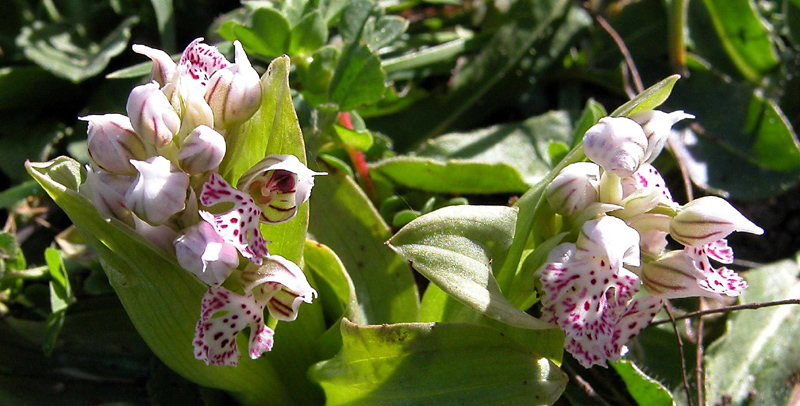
(127, 82, 181, 148)
(125, 156, 190, 225)
(174, 221, 239, 285)
(132, 44, 177, 87)
(178, 125, 226, 174)
(640, 251, 707, 299)
(237, 155, 325, 224)
(546, 162, 600, 216)
(583, 117, 648, 177)
(669, 196, 763, 247)
(167, 73, 215, 139)
(630, 110, 694, 163)
(82, 166, 133, 222)
(205, 41, 262, 128)
(81, 114, 148, 175)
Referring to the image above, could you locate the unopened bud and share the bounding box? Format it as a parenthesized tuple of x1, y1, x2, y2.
(178, 125, 226, 174)
(205, 41, 262, 128)
(125, 156, 189, 225)
(81, 114, 148, 175)
(669, 196, 763, 247)
(127, 82, 181, 148)
(546, 162, 600, 216)
(174, 221, 239, 285)
(583, 117, 648, 177)
(630, 110, 694, 163)
(83, 166, 133, 222)
(132, 44, 177, 87)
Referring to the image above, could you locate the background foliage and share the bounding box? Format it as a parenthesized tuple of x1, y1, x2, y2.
(2, 0, 799, 405)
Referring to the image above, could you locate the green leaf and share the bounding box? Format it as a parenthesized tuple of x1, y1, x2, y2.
(669, 68, 800, 198)
(42, 310, 66, 357)
(370, 157, 530, 194)
(368, 16, 408, 50)
(329, 43, 386, 110)
(388, 205, 553, 331)
(16, 16, 139, 83)
(45, 248, 71, 313)
(308, 172, 419, 324)
(0, 231, 25, 273)
(610, 75, 680, 117)
(414, 110, 574, 187)
(506, 233, 568, 310)
(309, 318, 568, 405)
(304, 239, 365, 325)
(338, 0, 374, 44)
(233, 8, 291, 57)
(698, 0, 779, 83)
(704, 255, 800, 406)
(149, 0, 175, 52)
(289, 11, 328, 55)
(611, 360, 674, 406)
(382, 38, 467, 73)
(333, 123, 374, 151)
(570, 99, 607, 147)
(301, 45, 340, 95)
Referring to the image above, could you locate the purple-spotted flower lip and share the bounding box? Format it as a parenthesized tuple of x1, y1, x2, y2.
(241, 255, 317, 322)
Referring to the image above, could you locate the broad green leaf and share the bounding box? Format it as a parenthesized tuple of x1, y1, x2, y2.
(337, 0, 374, 43)
(611, 360, 674, 406)
(414, 110, 573, 186)
(368, 16, 408, 50)
(309, 318, 568, 405)
(698, 0, 779, 83)
(289, 11, 328, 55)
(705, 254, 800, 406)
(301, 45, 340, 95)
(388, 205, 553, 330)
(382, 38, 467, 73)
(329, 43, 386, 110)
(45, 248, 71, 314)
(370, 157, 530, 194)
(304, 239, 365, 325)
(233, 8, 291, 57)
(308, 172, 419, 324)
(669, 68, 800, 198)
(16, 17, 139, 83)
(610, 75, 680, 117)
(333, 123, 374, 151)
(281, 0, 310, 26)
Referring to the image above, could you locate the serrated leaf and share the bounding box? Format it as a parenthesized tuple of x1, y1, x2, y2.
(704, 255, 800, 406)
(309, 318, 568, 405)
(308, 172, 419, 324)
(16, 17, 139, 83)
(389, 205, 553, 331)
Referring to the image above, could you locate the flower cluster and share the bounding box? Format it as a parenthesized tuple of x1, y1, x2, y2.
(81, 39, 324, 366)
(538, 112, 763, 367)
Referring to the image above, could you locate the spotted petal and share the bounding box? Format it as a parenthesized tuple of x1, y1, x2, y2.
(200, 173, 269, 264)
(576, 216, 641, 269)
(179, 38, 230, 87)
(686, 241, 748, 297)
(193, 287, 273, 366)
(608, 295, 663, 361)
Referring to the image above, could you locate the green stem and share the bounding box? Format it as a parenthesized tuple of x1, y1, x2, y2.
(668, 0, 689, 75)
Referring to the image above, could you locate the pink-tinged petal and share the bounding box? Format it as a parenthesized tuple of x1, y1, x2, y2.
(608, 295, 664, 362)
(705, 239, 734, 264)
(125, 156, 189, 225)
(630, 110, 694, 163)
(670, 196, 763, 247)
(174, 221, 239, 285)
(240, 255, 317, 322)
(583, 117, 648, 177)
(179, 38, 230, 86)
(82, 166, 133, 222)
(576, 216, 641, 268)
(126, 82, 181, 148)
(621, 164, 675, 205)
(686, 242, 747, 297)
(132, 44, 177, 87)
(81, 114, 148, 176)
(626, 213, 671, 255)
(205, 41, 262, 128)
(132, 215, 178, 254)
(546, 162, 600, 216)
(237, 155, 326, 224)
(640, 250, 717, 299)
(193, 287, 269, 366)
(200, 173, 269, 264)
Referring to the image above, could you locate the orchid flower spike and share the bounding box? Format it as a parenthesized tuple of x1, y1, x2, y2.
(125, 156, 190, 225)
(583, 117, 648, 177)
(204, 41, 263, 128)
(669, 196, 763, 247)
(546, 162, 600, 216)
(174, 221, 239, 285)
(127, 81, 181, 148)
(82, 114, 148, 176)
(630, 110, 694, 163)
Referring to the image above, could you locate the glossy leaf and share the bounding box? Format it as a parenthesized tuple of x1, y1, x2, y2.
(368, 16, 408, 50)
(333, 123, 373, 151)
(16, 17, 139, 83)
(389, 205, 553, 330)
(610, 75, 680, 117)
(304, 239, 365, 325)
(308, 172, 419, 324)
(309, 318, 568, 405)
(704, 255, 800, 406)
(233, 8, 291, 57)
(611, 360, 674, 406)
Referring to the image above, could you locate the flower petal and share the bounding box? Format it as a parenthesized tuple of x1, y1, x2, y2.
(240, 255, 317, 321)
(576, 216, 641, 268)
(200, 173, 270, 264)
(193, 287, 272, 366)
(179, 38, 230, 86)
(670, 196, 763, 247)
(125, 156, 189, 225)
(174, 221, 239, 285)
